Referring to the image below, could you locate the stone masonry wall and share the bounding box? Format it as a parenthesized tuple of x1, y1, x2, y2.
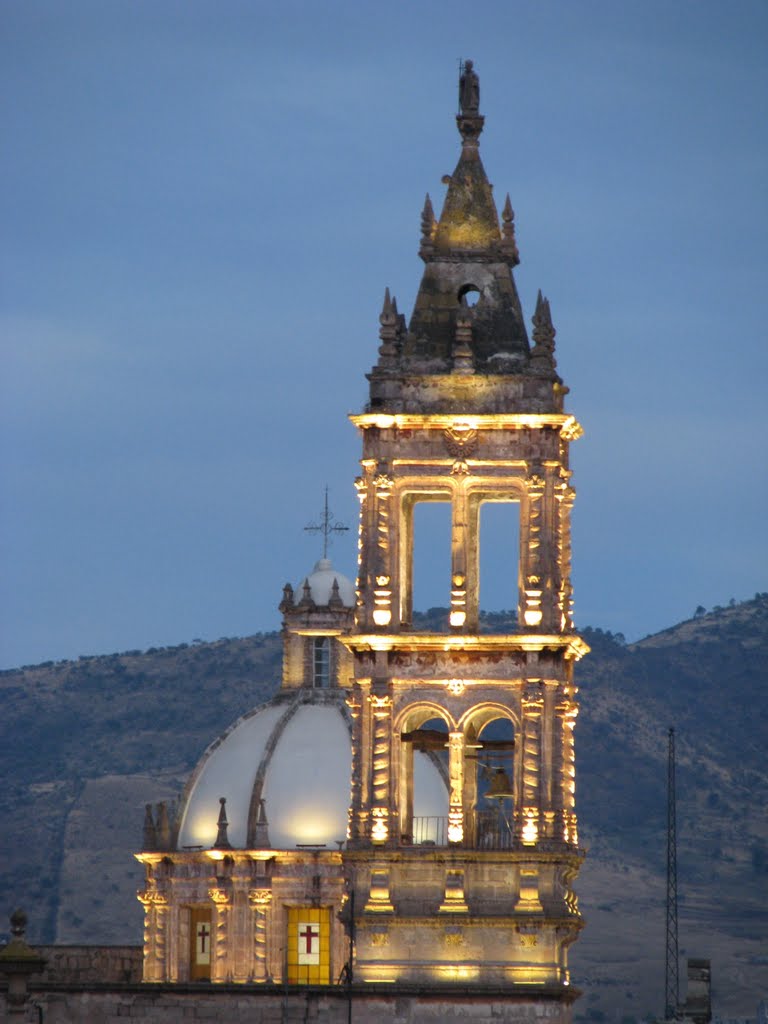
(1, 984, 576, 1023)
(36, 945, 142, 984)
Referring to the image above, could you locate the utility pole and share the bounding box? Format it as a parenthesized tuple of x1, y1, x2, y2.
(665, 726, 679, 1019)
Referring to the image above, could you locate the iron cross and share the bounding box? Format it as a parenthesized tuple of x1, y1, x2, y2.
(304, 487, 349, 558)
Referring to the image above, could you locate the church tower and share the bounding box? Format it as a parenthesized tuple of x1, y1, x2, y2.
(343, 60, 587, 1000)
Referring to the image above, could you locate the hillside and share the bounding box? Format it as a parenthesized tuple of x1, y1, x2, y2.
(1, 596, 766, 1019)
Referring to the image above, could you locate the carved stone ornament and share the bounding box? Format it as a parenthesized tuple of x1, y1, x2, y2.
(138, 889, 168, 906)
(444, 426, 478, 459)
(248, 889, 272, 907)
(208, 888, 231, 905)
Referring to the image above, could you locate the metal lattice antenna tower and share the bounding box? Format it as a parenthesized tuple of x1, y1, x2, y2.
(304, 486, 349, 558)
(665, 726, 679, 1019)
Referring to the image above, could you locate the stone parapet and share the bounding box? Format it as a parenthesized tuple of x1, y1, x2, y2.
(35, 946, 143, 984)
(1, 981, 578, 1024)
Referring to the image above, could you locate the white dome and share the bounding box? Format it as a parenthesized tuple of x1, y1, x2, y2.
(298, 558, 356, 608)
(176, 695, 447, 850)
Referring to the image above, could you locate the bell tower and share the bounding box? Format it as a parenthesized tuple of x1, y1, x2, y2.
(343, 61, 587, 1005)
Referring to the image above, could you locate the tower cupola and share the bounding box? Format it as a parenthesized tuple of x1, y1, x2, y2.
(370, 60, 563, 413)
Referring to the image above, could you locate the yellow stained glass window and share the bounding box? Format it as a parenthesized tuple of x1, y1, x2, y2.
(286, 906, 331, 984)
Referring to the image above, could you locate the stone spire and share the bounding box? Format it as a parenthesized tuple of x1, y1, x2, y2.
(369, 59, 534, 402)
(214, 797, 232, 850)
(530, 289, 559, 375)
(142, 803, 158, 851)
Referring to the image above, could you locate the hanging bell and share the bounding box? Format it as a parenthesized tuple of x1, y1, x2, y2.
(485, 768, 514, 801)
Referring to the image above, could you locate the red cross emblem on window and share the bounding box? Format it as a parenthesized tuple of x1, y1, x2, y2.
(298, 921, 320, 964)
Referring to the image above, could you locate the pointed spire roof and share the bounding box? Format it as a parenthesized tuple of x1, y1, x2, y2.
(399, 61, 529, 378)
(366, 62, 568, 415)
(433, 73, 500, 254)
(214, 796, 232, 850)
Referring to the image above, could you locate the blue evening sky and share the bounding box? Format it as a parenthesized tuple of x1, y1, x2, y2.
(2, 1, 767, 667)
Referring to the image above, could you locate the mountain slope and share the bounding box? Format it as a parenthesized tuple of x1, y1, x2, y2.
(1, 597, 766, 1018)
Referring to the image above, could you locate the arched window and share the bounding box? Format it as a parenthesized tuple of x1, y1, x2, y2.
(312, 637, 331, 687)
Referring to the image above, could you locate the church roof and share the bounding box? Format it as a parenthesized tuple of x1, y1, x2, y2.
(399, 64, 529, 373)
(368, 60, 564, 414)
(175, 693, 447, 850)
(298, 557, 355, 608)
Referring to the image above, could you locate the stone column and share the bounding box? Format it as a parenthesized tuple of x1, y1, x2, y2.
(555, 476, 575, 633)
(354, 470, 372, 627)
(450, 483, 471, 629)
(522, 471, 546, 629)
(346, 685, 365, 842)
(447, 731, 465, 843)
(520, 687, 544, 845)
(371, 471, 395, 627)
(369, 692, 394, 843)
(138, 890, 169, 982)
(208, 887, 232, 983)
(561, 701, 578, 845)
(248, 889, 273, 982)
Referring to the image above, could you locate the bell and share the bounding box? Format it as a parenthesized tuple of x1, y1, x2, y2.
(485, 768, 514, 801)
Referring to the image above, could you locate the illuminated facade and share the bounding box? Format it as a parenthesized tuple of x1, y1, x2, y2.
(135, 62, 586, 1018)
(344, 61, 586, 1000)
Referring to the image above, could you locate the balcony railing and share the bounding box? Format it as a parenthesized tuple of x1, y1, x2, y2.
(409, 813, 515, 850)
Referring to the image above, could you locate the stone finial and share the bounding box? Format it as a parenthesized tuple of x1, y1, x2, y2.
(0, 910, 47, 1012)
(298, 578, 315, 609)
(377, 288, 400, 368)
(279, 582, 294, 612)
(329, 577, 343, 608)
(501, 194, 520, 266)
(253, 798, 271, 848)
(143, 803, 158, 851)
(156, 802, 172, 851)
(214, 797, 232, 850)
(452, 314, 475, 375)
(531, 289, 558, 371)
(9, 910, 26, 941)
(419, 194, 436, 258)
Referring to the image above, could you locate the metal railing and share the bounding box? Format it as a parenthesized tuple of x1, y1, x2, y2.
(408, 814, 515, 850)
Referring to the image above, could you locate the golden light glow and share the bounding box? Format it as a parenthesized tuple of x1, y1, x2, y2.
(372, 609, 391, 626)
(507, 966, 552, 985)
(370, 808, 389, 843)
(521, 811, 539, 846)
(523, 609, 543, 626)
(351, 412, 584, 435)
(449, 610, 466, 627)
(205, 849, 226, 862)
(447, 813, 464, 844)
(432, 964, 480, 982)
(342, 633, 590, 659)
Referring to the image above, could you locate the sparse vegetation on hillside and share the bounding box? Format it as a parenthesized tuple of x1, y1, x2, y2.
(1, 595, 766, 1016)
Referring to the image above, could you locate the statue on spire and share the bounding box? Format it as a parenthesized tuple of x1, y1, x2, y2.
(459, 59, 480, 115)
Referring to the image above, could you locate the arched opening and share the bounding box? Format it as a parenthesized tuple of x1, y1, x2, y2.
(458, 284, 481, 308)
(464, 712, 516, 849)
(398, 709, 450, 846)
(408, 499, 452, 631)
(478, 500, 519, 628)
